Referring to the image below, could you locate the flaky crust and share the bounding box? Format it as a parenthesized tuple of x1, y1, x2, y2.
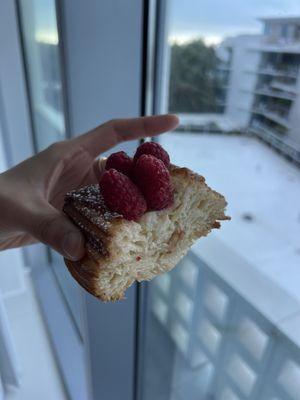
(64, 257, 128, 301)
(64, 165, 230, 301)
(63, 184, 127, 301)
(64, 258, 101, 298)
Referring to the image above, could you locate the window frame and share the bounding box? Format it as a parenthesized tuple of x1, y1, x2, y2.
(1, 0, 155, 399)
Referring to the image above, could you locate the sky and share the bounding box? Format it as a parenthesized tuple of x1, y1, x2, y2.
(31, 0, 300, 45)
(169, 0, 300, 45)
(30, 0, 58, 44)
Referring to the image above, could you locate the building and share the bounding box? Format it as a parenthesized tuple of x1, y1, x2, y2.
(176, 36, 261, 134)
(248, 17, 300, 157)
(177, 17, 300, 162)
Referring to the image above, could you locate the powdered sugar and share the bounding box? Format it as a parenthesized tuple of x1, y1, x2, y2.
(64, 184, 122, 256)
(65, 184, 120, 229)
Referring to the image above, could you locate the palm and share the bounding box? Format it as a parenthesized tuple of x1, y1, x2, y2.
(1, 147, 98, 249)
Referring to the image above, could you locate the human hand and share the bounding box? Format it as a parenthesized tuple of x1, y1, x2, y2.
(0, 114, 178, 260)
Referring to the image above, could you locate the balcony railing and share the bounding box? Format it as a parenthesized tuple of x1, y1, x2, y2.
(257, 64, 300, 79)
(176, 114, 239, 134)
(252, 104, 290, 128)
(270, 80, 298, 94)
(250, 120, 300, 164)
(251, 118, 286, 135)
(263, 35, 300, 46)
(254, 101, 290, 116)
(254, 86, 296, 101)
(150, 237, 300, 399)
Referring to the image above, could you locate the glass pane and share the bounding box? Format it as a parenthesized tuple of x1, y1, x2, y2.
(18, 0, 83, 336)
(18, 0, 66, 151)
(141, 1, 300, 399)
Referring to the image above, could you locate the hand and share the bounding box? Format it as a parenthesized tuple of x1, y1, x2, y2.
(0, 115, 178, 260)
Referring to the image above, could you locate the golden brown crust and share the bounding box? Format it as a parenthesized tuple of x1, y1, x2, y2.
(63, 203, 110, 260)
(65, 256, 126, 301)
(63, 184, 126, 262)
(170, 165, 230, 221)
(169, 164, 206, 182)
(64, 257, 102, 299)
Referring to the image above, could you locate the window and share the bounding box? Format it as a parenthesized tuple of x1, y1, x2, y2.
(17, 0, 83, 335)
(140, 1, 300, 399)
(18, 0, 66, 151)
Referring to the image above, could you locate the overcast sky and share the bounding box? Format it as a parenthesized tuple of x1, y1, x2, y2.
(34, 0, 300, 45)
(169, 0, 300, 44)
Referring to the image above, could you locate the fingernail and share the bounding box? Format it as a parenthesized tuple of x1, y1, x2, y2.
(62, 232, 84, 260)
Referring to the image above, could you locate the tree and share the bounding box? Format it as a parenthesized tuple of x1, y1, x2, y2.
(169, 39, 221, 113)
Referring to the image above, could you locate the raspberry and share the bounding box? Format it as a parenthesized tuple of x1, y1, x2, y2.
(100, 169, 146, 220)
(133, 142, 170, 168)
(105, 151, 133, 176)
(133, 155, 174, 210)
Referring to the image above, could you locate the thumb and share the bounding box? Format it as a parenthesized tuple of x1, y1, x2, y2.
(23, 201, 85, 261)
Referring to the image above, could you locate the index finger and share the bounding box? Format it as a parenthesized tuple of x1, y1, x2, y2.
(71, 114, 179, 158)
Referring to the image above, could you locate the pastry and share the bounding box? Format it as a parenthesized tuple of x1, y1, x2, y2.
(63, 143, 230, 301)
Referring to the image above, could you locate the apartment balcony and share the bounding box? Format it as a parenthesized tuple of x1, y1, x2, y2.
(254, 64, 299, 79)
(150, 243, 300, 400)
(241, 86, 296, 101)
(250, 119, 300, 163)
(153, 131, 300, 399)
(252, 104, 289, 129)
(250, 117, 286, 135)
(252, 86, 296, 101)
(270, 79, 298, 94)
(256, 42, 300, 54)
(252, 108, 289, 129)
(262, 35, 300, 46)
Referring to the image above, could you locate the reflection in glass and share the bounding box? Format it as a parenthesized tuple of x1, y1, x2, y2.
(18, 0, 83, 335)
(18, 0, 66, 151)
(141, 1, 300, 399)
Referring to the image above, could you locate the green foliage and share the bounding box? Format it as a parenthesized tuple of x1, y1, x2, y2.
(169, 39, 223, 113)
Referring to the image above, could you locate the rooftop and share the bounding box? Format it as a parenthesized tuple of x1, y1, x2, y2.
(160, 132, 300, 303)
